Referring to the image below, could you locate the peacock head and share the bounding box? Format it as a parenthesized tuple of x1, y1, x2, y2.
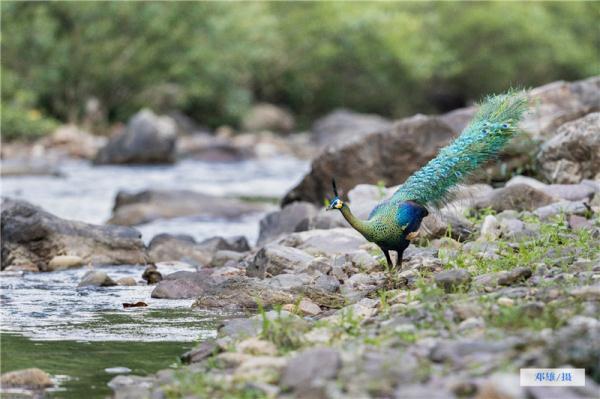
(326, 179, 344, 211)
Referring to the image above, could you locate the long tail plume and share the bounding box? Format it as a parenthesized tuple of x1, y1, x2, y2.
(391, 90, 528, 207)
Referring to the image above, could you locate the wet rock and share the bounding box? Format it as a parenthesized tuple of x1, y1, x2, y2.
(94, 109, 177, 164)
(107, 375, 154, 399)
(312, 108, 392, 149)
(1, 198, 149, 272)
(283, 114, 457, 205)
(538, 113, 600, 183)
(108, 189, 266, 226)
(150, 270, 213, 299)
(497, 267, 532, 286)
(247, 244, 314, 279)
(435, 269, 471, 292)
(116, 277, 137, 286)
(192, 276, 294, 310)
(78, 270, 117, 287)
(148, 234, 211, 267)
(280, 347, 341, 391)
(533, 201, 589, 220)
(0, 368, 53, 389)
(242, 103, 295, 133)
(475, 184, 557, 212)
(142, 265, 162, 284)
(180, 340, 220, 364)
(47, 255, 84, 271)
(257, 202, 318, 246)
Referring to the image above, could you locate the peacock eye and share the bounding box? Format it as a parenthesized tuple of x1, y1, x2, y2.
(502, 123, 509, 129)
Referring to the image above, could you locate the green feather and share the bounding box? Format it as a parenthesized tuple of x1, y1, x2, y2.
(391, 90, 528, 207)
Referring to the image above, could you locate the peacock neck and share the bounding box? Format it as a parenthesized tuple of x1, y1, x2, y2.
(340, 204, 372, 238)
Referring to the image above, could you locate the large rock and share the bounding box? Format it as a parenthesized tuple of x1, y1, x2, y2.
(40, 124, 107, 160)
(0, 368, 53, 389)
(283, 77, 600, 206)
(148, 234, 211, 266)
(505, 176, 596, 201)
(521, 77, 600, 140)
(257, 202, 318, 246)
(94, 109, 177, 164)
(280, 348, 341, 391)
(242, 103, 295, 133)
(537, 113, 600, 183)
(176, 132, 251, 162)
(279, 228, 369, 256)
(247, 244, 314, 279)
(192, 276, 294, 310)
(1, 199, 149, 272)
(313, 108, 392, 149)
(108, 189, 267, 226)
(283, 114, 456, 205)
(150, 270, 213, 299)
(474, 184, 557, 212)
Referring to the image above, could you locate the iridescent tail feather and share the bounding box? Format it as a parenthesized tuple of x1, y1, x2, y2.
(391, 90, 528, 207)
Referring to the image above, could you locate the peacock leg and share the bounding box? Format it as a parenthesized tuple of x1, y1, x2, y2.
(395, 250, 404, 269)
(382, 249, 393, 269)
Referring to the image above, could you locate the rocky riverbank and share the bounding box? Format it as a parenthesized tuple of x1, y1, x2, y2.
(1, 77, 599, 398)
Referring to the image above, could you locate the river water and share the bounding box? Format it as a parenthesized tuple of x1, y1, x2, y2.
(0, 156, 309, 397)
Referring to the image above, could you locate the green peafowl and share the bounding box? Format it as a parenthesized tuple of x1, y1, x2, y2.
(326, 91, 528, 269)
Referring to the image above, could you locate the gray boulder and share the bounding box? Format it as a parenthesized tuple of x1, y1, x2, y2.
(94, 109, 177, 164)
(257, 202, 318, 246)
(283, 114, 456, 205)
(150, 270, 213, 299)
(148, 234, 211, 267)
(108, 189, 267, 226)
(313, 108, 392, 149)
(78, 270, 117, 287)
(247, 244, 314, 279)
(1, 198, 149, 272)
(537, 112, 600, 183)
(474, 184, 557, 212)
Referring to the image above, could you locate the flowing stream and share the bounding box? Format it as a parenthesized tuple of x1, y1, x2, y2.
(0, 156, 309, 397)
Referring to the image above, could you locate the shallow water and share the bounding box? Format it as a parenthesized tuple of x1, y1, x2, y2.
(0, 262, 239, 396)
(0, 156, 307, 396)
(1, 156, 309, 244)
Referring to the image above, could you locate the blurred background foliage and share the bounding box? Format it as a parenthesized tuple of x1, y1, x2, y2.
(1, 1, 599, 139)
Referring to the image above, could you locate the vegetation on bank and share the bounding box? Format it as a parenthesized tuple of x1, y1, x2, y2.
(2, 2, 598, 140)
(158, 211, 599, 398)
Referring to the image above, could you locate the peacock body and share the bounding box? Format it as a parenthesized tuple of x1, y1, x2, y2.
(327, 91, 528, 268)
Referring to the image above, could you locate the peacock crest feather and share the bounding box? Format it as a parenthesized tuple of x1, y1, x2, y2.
(391, 90, 528, 208)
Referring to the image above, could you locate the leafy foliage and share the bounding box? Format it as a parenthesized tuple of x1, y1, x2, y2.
(2, 2, 598, 137)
